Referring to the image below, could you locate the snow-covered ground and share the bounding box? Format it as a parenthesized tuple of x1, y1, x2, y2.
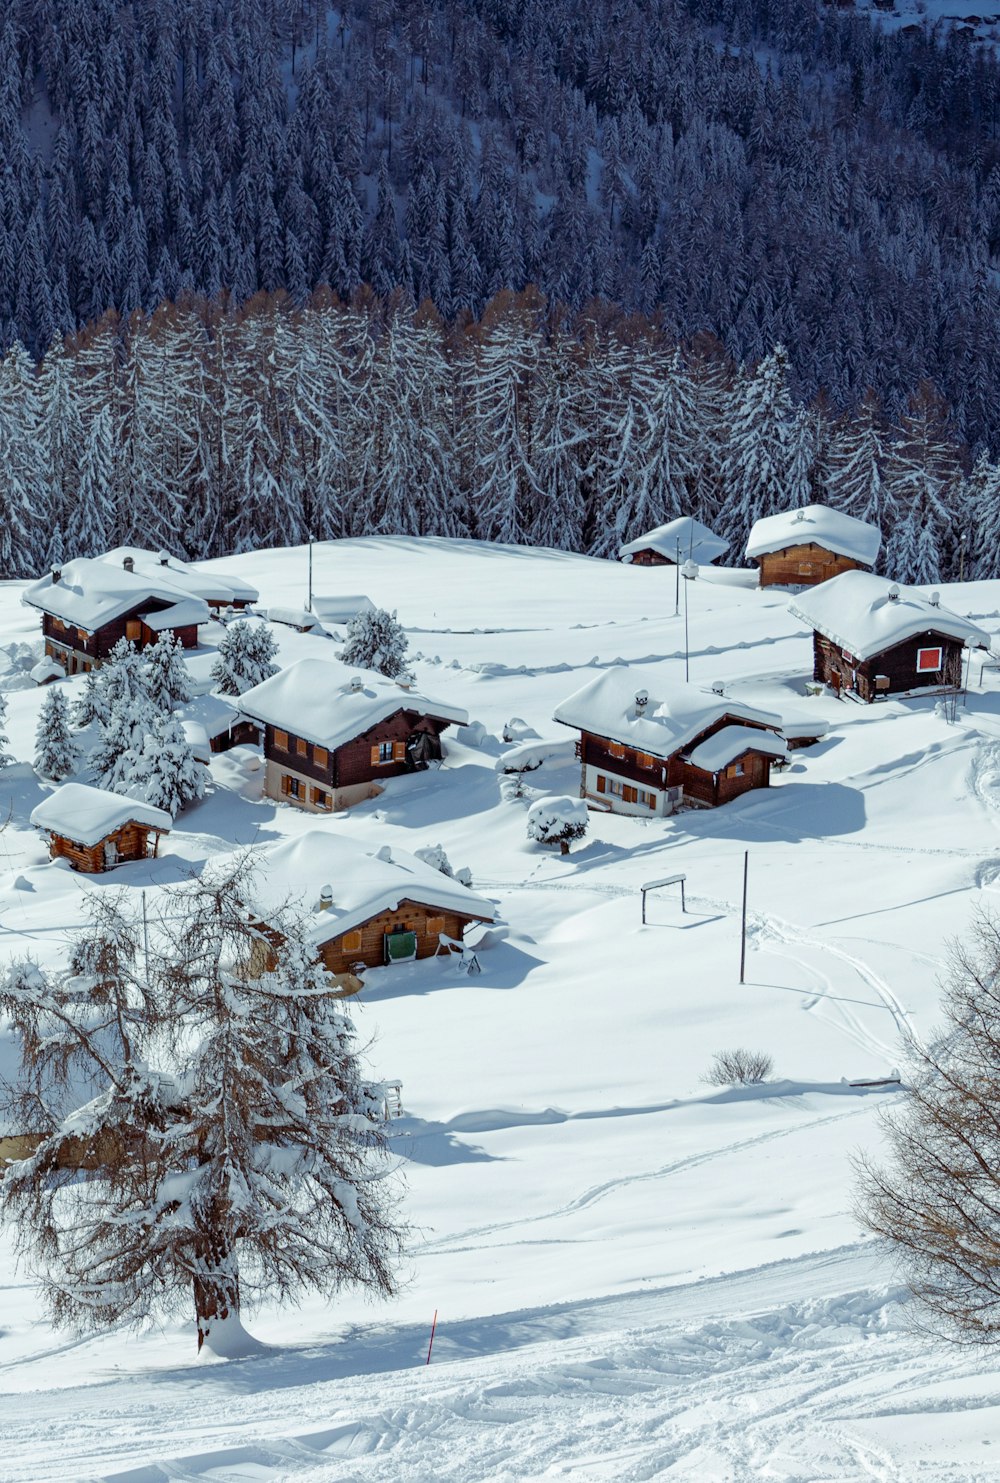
(3, 537, 1000, 1481)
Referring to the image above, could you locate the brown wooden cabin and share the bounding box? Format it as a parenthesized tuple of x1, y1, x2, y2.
(41, 604, 202, 674)
(317, 897, 489, 978)
(30, 784, 173, 872)
(746, 506, 881, 591)
(577, 716, 784, 812)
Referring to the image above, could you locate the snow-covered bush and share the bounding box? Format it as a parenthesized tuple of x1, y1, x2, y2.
(526, 795, 589, 855)
(496, 738, 577, 774)
(126, 713, 206, 815)
(339, 607, 410, 679)
(211, 620, 279, 696)
(704, 1049, 774, 1087)
(502, 717, 539, 743)
(145, 631, 192, 711)
(34, 689, 79, 780)
(414, 843, 454, 876)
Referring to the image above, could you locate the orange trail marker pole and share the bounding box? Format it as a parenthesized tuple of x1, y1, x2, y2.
(425, 1309, 438, 1365)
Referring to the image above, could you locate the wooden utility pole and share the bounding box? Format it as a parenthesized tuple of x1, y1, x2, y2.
(739, 851, 749, 984)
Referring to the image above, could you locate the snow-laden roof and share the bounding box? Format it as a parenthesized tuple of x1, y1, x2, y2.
(619, 517, 730, 565)
(685, 725, 788, 773)
(22, 558, 210, 634)
(310, 595, 376, 624)
(745, 505, 881, 565)
(237, 658, 468, 749)
(231, 832, 495, 947)
(264, 605, 326, 632)
(175, 694, 249, 741)
(30, 784, 172, 846)
(553, 669, 782, 759)
(139, 599, 208, 632)
(99, 548, 259, 605)
(788, 571, 990, 662)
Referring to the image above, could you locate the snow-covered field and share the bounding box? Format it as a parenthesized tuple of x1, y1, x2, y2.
(4, 537, 1000, 1481)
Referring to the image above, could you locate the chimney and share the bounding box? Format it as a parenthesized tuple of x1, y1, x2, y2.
(317, 885, 333, 912)
(711, 680, 725, 696)
(929, 590, 940, 607)
(635, 688, 649, 713)
(887, 584, 900, 602)
(349, 675, 364, 692)
(375, 844, 393, 862)
(51, 567, 61, 584)
(158, 551, 170, 567)
(123, 556, 134, 573)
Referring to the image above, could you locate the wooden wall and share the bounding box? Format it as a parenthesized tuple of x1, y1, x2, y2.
(579, 717, 778, 809)
(47, 822, 161, 872)
(757, 544, 866, 589)
(624, 548, 672, 567)
(42, 603, 199, 664)
(813, 629, 965, 701)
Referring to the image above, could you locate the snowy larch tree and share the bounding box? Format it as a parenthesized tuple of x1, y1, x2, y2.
(0, 862, 405, 1357)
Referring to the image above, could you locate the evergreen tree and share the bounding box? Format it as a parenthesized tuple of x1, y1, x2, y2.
(339, 607, 410, 680)
(126, 712, 205, 815)
(72, 667, 105, 729)
(211, 620, 279, 697)
(0, 693, 12, 769)
(34, 688, 79, 780)
(720, 346, 794, 555)
(145, 631, 192, 712)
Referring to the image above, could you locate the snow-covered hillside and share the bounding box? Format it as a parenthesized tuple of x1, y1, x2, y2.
(3, 537, 1000, 1481)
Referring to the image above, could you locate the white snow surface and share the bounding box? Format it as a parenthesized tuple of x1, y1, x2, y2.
(22, 557, 212, 633)
(553, 666, 782, 758)
(618, 515, 730, 565)
(3, 535, 1000, 1479)
(789, 568, 992, 661)
(745, 503, 882, 566)
(98, 547, 260, 605)
(234, 830, 496, 946)
(237, 656, 468, 748)
(684, 723, 788, 772)
(29, 781, 173, 846)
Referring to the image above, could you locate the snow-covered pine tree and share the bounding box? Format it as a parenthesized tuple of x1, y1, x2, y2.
(88, 697, 158, 792)
(824, 392, 896, 562)
(99, 639, 150, 712)
(126, 712, 205, 815)
(339, 607, 410, 679)
(0, 862, 404, 1357)
(71, 666, 105, 729)
(885, 384, 960, 580)
(719, 345, 795, 555)
(34, 688, 80, 781)
(210, 620, 279, 696)
(968, 453, 1000, 580)
(0, 693, 12, 770)
(145, 631, 192, 712)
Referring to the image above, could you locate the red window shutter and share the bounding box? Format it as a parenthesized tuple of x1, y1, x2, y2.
(596, 774, 606, 793)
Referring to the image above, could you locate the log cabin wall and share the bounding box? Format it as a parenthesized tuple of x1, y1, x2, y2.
(757, 544, 866, 589)
(317, 901, 485, 974)
(813, 629, 965, 701)
(42, 603, 199, 667)
(625, 548, 671, 566)
(209, 719, 261, 752)
(334, 709, 449, 788)
(46, 822, 160, 872)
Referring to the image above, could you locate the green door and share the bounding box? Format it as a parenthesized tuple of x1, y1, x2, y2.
(384, 930, 417, 964)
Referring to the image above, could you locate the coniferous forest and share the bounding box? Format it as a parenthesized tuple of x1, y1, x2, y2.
(3, 0, 1000, 575)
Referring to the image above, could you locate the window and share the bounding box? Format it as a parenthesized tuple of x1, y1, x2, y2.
(426, 915, 445, 935)
(916, 646, 943, 673)
(311, 787, 331, 809)
(342, 930, 363, 954)
(608, 741, 625, 759)
(797, 562, 814, 576)
(607, 778, 624, 796)
(314, 746, 329, 768)
(274, 729, 289, 751)
(296, 737, 308, 757)
(372, 741, 394, 765)
(729, 760, 745, 778)
(126, 619, 142, 641)
(280, 774, 302, 799)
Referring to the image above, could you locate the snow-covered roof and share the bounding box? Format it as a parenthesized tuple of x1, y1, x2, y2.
(553, 669, 782, 759)
(175, 694, 250, 741)
(264, 605, 326, 632)
(685, 725, 788, 773)
(310, 595, 376, 624)
(30, 658, 65, 684)
(22, 558, 210, 634)
(237, 658, 468, 749)
(30, 784, 172, 846)
(139, 599, 208, 632)
(745, 505, 881, 566)
(99, 548, 259, 605)
(231, 832, 495, 947)
(788, 571, 990, 662)
(619, 517, 730, 565)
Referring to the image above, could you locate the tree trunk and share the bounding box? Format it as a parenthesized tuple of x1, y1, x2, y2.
(193, 1233, 241, 1354)
(559, 839, 570, 855)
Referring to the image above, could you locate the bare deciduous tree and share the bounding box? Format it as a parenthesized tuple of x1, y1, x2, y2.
(0, 856, 405, 1356)
(856, 908, 1000, 1343)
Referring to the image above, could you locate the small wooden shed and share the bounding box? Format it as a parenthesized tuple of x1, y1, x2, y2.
(618, 516, 730, 568)
(746, 505, 881, 589)
(30, 784, 172, 872)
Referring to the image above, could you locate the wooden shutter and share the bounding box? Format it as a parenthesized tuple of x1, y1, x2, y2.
(426, 915, 445, 935)
(393, 740, 406, 761)
(280, 773, 291, 796)
(274, 729, 289, 751)
(342, 930, 363, 953)
(596, 774, 606, 793)
(296, 736, 308, 757)
(624, 785, 638, 804)
(314, 746, 328, 767)
(370, 744, 381, 766)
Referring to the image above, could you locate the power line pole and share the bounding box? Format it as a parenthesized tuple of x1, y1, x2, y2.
(739, 851, 749, 984)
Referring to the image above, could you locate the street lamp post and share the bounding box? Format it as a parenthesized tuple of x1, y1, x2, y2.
(674, 538, 681, 617)
(681, 558, 699, 683)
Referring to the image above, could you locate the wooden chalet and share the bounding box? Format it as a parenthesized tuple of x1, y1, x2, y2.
(789, 571, 990, 703)
(553, 670, 787, 816)
(175, 696, 262, 760)
(746, 505, 881, 590)
(237, 657, 468, 812)
(245, 832, 495, 992)
(619, 516, 729, 569)
(22, 557, 211, 674)
(30, 783, 172, 872)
